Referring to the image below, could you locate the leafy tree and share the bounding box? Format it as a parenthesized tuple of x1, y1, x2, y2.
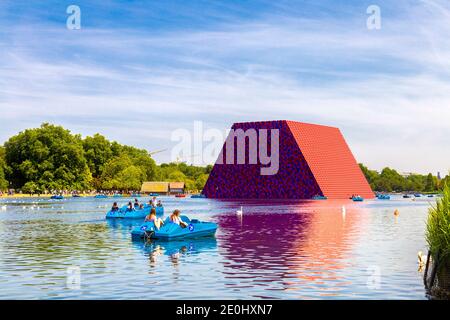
(359, 163, 379, 190)
(195, 173, 209, 191)
(82, 134, 113, 179)
(0, 146, 9, 190)
(100, 155, 146, 190)
(167, 170, 187, 182)
(115, 166, 145, 190)
(22, 181, 39, 194)
(425, 173, 435, 192)
(4, 124, 92, 191)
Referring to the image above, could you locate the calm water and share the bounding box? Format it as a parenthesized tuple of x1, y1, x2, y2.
(0, 195, 434, 299)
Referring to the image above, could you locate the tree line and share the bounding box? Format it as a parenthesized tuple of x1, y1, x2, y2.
(0, 123, 211, 194)
(0, 123, 447, 194)
(359, 164, 449, 193)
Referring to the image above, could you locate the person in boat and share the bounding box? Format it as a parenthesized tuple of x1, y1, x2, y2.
(127, 201, 134, 211)
(134, 198, 140, 208)
(157, 200, 163, 207)
(151, 196, 157, 207)
(111, 202, 120, 212)
(170, 209, 188, 228)
(139, 204, 144, 210)
(145, 208, 164, 229)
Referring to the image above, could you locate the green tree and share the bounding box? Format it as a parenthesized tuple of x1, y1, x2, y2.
(4, 123, 92, 191)
(167, 170, 187, 182)
(195, 173, 209, 191)
(22, 181, 39, 194)
(0, 146, 9, 190)
(425, 173, 435, 192)
(359, 163, 379, 190)
(82, 134, 113, 179)
(100, 155, 146, 190)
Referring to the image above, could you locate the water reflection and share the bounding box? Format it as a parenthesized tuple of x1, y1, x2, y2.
(132, 238, 217, 268)
(216, 200, 368, 297)
(0, 196, 429, 299)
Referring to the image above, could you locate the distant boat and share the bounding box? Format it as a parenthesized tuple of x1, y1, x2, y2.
(175, 194, 186, 198)
(72, 194, 81, 198)
(50, 195, 64, 200)
(149, 193, 159, 197)
(377, 194, 390, 200)
(312, 195, 327, 200)
(191, 194, 206, 199)
(427, 195, 434, 198)
(352, 196, 364, 202)
(113, 194, 123, 198)
(131, 194, 142, 198)
(414, 193, 422, 197)
(94, 194, 108, 199)
(403, 194, 412, 199)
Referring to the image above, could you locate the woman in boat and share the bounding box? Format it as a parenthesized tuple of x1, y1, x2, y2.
(127, 201, 134, 211)
(145, 208, 164, 229)
(170, 209, 188, 228)
(111, 202, 119, 212)
(151, 196, 157, 207)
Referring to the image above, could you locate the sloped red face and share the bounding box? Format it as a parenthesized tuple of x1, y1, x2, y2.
(203, 120, 374, 199)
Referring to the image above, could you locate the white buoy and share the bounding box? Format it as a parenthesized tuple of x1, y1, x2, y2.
(236, 206, 243, 215)
(1, 205, 6, 211)
(342, 205, 346, 219)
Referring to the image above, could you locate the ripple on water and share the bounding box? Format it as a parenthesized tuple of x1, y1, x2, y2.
(0, 196, 429, 299)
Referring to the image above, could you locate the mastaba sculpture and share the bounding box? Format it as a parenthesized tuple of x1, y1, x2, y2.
(202, 120, 374, 199)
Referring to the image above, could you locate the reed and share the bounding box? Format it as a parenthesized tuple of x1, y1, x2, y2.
(426, 182, 450, 293)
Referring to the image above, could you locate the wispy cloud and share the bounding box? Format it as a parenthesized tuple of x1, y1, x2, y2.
(0, 0, 449, 173)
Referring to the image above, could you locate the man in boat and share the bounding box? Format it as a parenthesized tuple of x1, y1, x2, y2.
(134, 198, 140, 208)
(170, 209, 188, 228)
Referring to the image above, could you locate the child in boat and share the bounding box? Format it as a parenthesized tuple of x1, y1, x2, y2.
(111, 202, 119, 212)
(170, 209, 188, 228)
(134, 198, 140, 208)
(145, 208, 164, 229)
(139, 204, 144, 210)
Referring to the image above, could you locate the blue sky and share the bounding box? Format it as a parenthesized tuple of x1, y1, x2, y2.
(0, 0, 449, 174)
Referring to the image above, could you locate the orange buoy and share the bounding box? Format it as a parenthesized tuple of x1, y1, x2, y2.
(394, 209, 399, 216)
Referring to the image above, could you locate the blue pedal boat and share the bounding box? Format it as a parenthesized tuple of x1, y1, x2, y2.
(191, 194, 206, 199)
(95, 194, 108, 199)
(50, 195, 64, 200)
(352, 196, 364, 202)
(106, 205, 164, 219)
(131, 216, 217, 240)
(377, 194, 390, 200)
(312, 195, 327, 200)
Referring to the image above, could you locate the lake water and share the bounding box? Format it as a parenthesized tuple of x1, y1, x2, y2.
(0, 195, 434, 299)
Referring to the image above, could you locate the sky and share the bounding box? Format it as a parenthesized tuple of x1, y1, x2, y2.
(0, 0, 449, 175)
